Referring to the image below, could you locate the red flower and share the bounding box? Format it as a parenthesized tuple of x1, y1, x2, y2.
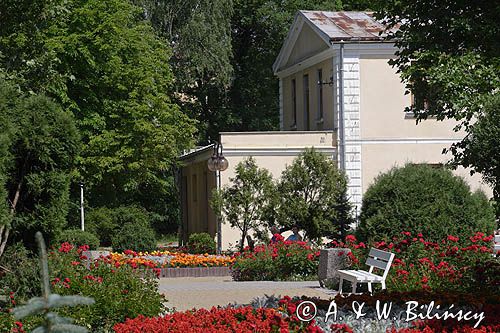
(447, 235, 459, 242)
(345, 235, 356, 243)
(58, 242, 73, 253)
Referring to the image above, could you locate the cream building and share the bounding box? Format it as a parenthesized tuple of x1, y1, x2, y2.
(179, 11, 491, 251)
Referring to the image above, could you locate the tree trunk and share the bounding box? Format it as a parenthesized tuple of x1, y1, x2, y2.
(0, 180, 23, 258)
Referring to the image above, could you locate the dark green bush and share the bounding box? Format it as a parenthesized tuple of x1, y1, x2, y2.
(357, 164, 496, 243)
(112, 222, 157, 252)
(0, 243, 39, 302)
(187, 232, 216, 254)
(55, 228, 100, 249)
(86, 205, 151, 247)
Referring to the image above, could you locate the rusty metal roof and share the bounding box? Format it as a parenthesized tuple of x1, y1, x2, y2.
(301, 11, 394, 41)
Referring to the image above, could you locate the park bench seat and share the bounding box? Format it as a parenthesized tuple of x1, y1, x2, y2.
(337, 248, 395, 295)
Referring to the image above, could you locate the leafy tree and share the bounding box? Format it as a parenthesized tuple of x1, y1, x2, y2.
(0, 0, 196, 228)
(458, 95, 500, 220)
(357, 164, 496, 243)
(135, 0, 234, 143)
(276, 148, 352, 241)
(211, 157, 276, 251)
(375, 1, 500, 214)
(0, 79, 80, 256)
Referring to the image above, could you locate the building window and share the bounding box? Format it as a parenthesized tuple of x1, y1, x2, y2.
(303, 74, 310, 130)
(317, 69, 324, 122)
(406, 89, 430, 118)
(192, 174, 197, 202)
(291, 78, 297, 129)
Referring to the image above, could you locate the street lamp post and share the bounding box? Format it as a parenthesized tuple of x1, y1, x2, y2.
(79, 182, 85, 231)
(207, 142, 228, 255)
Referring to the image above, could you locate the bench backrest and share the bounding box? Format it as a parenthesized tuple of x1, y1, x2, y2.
(494, 235, 500, 253)
(366, 248, 395, 279)
(495, 235, 500, 244)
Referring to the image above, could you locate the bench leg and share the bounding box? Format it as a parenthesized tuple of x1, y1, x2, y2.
(381, 281, 386, 290)
(368, 282, 372, 294)
(339, 278, 344, 294)
(352, 281, 357, 294)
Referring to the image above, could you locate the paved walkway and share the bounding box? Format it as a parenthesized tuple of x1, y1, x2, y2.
(159, 276, 337, 311)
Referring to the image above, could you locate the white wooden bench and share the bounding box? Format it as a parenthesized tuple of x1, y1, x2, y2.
(338, 248, 395, 295)
(494, 235, 500, 256)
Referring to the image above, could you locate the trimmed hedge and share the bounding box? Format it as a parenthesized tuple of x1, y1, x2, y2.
(357, 164, 495, 243)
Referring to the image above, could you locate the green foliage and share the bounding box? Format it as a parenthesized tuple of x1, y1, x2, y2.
(276, 148, 352, 240)
(0, 0, 196, 230)
(11, 232, 94, 333)
(55, 229, 100, 250)
(211, 157, 276, 251)
(0, 79, 80, 253)
(135, 0, 234, 143)
(457, 94, 500, 219)
(375, 0, 500, 214)
(187, 232, 216, 254)
(86, 205, 150, 247)
(0, 243, 40, 302)
(49, 245, 165, 331)
(357, 164, 496, 243)
(111, 220, 157, 253)
(85, 207, 118, 247)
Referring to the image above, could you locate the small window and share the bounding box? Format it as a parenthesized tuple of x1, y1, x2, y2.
(317, 69, 324, 121)
(303, 74, 310, 130)
(192, 174, 197, 202)
(291, 78, 297, 129)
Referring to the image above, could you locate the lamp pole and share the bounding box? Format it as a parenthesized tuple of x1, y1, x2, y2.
(207, 142, 229, 255)
(79, 182, 85, 231)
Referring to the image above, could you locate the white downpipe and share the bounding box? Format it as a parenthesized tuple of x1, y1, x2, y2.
(80, 183, 85, 231)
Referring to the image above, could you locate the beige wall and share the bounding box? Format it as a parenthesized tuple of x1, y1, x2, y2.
(361, 143, 491, 196)
(286, 23, 328, 67)
(359, 56, 464, 140)
(282, 58, 335, 131)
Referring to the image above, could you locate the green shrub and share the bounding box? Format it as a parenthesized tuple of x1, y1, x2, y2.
(187, 232, 216, 254)
(112, 222, 157, 253)
(357, 164, 496, 243)
(276, 148, 353, 240)
(0, 243, 40, 302)
(86, 205, 151, 246)
(48, 242, 165, 331)
(55, 229, 100, 249)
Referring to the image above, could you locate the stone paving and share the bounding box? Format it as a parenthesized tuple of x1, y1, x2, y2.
(159, 276, 337, 311)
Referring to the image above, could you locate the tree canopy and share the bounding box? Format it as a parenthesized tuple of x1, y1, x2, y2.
(0, 0, 196, 229)
(0, 78, 80, 255)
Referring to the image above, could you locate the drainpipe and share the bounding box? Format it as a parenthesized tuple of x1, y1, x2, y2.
(333, 41, 346, 171)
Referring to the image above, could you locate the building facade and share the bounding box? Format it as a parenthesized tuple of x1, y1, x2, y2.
(179, 11, 491, 250)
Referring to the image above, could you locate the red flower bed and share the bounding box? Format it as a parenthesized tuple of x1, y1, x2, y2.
(231, 239, 320, 281)
(113, 306, 323, 333)
(328, 232, 498, 292)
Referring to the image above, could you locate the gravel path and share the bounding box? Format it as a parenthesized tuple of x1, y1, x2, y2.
(159, 276, 337, 311)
